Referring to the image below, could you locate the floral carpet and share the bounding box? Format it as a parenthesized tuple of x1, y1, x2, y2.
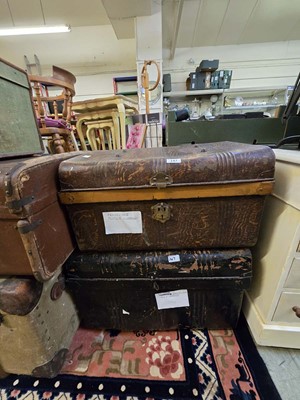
(0, 316, 281, 400)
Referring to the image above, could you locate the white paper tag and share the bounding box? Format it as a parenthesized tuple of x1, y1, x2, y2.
(168, 254, 180, 263)
(166, 159, 181, 164)
(82, 155, 91, 158)
(155, 289, 189, 310)
(102, 211, 142, 234)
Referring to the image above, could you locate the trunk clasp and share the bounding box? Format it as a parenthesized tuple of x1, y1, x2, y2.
(149, 172, 173, 189)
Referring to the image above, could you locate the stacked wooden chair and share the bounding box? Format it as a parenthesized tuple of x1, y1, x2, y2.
(72, 95, 140, 150)
(29, 65, 79, 154)
(0, 58, 82, 378)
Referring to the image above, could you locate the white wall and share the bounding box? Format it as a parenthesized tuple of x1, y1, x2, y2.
(163, 40, 300, 91)
(74, 71, 137, 101)
(73, 39, 300, 100)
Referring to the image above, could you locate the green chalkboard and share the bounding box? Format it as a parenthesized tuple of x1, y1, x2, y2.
(0, 59, 44, 158)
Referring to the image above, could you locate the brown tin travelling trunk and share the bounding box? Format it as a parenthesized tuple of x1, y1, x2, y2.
(0, 268, 79, 377)
(0, 152, 84, 281)
(59, 142, 275, 251)
(0, 58, 44, 159)
(64, 248, 252, 330)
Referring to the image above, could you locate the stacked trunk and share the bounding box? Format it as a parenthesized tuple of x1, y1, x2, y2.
(0, 58, 81, 377)
(59, 142, 275, 330)
(0, 58, 276, 377)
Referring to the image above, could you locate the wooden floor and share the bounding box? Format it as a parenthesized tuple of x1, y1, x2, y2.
(256, 345, 300, 399)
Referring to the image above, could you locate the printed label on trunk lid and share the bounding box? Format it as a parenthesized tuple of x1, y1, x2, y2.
(155, 289, 189, 310)
(166, 158, 181, 164)
(102, 211, 142, 234)
(168, 254, 180, 263)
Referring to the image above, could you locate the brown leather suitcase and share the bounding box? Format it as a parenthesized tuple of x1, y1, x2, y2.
(59, 142, 275, 251)
(0, 152, 83, 281)
(64, 248, 252, 330)
(0, 58, 44, 159)
(0, 268, 79, 377)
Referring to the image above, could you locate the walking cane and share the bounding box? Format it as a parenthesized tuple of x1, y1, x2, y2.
(141, 60, 161, 114)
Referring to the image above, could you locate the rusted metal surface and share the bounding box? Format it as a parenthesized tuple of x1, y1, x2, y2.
(59, 142, 275, 190)
(65, 248, 252, 278)
(59, 142, 275, 252)
(0, 269, 79, 377)
(65, 196, 266, 251)
(0, 152, 86, 280)
(64, 248, 252, 330)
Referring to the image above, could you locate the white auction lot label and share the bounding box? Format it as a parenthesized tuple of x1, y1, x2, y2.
(155, 289, 189, 310)
(168, 254, 180, 263)
(166, 158, 181, 164)
(102, 211, 142, 234)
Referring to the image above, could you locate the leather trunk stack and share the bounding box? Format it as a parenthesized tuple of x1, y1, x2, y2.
(0, 57, 276, 378)
(0, 58, 81, 378)
(59, 142, 275, 330)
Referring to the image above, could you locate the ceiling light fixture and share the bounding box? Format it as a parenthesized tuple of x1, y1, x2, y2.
(0, 25, 71, 36)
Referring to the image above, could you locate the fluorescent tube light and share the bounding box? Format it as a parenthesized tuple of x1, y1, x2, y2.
(0, 25, 71, 36)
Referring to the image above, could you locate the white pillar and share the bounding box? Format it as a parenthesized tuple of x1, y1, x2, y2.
(135, 1, 163, 147)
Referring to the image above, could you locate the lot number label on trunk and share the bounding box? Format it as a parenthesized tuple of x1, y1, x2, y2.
(102, 211, 143, 234)
(155, 289, 189, 310)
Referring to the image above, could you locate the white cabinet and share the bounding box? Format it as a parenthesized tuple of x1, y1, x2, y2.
(243, 149, 300, 348)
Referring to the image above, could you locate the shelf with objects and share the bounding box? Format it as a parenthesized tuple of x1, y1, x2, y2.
(164, 86, 287, 118)
(163, 60, 233, 120)
(222, 86, 287, 116)
(165, 85, 300, 147)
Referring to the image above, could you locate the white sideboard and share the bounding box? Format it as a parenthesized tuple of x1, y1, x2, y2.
(243, 149, 300, 348)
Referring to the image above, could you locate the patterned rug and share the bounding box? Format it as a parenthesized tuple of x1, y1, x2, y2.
(0, 315, 281, 400)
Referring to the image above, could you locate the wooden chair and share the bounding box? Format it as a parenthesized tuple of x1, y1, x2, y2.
(85, 119, 116, 150)
(29, 66, 79, 154)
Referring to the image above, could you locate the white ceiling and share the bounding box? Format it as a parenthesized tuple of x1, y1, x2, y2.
(1, 0, 300, 75)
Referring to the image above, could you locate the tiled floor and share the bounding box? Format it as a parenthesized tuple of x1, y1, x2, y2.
(256, 345, 300, 400)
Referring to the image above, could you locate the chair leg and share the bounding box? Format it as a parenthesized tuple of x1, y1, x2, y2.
(86, 127, 98, 150)
(76, 119, 88, 150)
(98, 129, 106, 150)
(65, 131, 79, 152)
(52, 133, 65, 153)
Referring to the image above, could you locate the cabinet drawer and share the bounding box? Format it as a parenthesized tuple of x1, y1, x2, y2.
(284, 257, 300, 289)
(273, 291, 300, 324)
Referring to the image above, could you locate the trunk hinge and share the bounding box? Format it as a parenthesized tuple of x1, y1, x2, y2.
(17, 219, 42, 234)
(6, 196, 35, 213)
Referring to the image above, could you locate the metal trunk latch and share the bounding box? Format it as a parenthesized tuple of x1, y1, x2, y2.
(149, 172, 173, 189)
(151, 202, 172, 223)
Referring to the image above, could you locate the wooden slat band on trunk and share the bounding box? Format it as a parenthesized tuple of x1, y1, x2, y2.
(59, 181, 274, 204)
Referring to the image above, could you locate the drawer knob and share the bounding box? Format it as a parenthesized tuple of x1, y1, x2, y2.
(292, 306, 300, 318)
